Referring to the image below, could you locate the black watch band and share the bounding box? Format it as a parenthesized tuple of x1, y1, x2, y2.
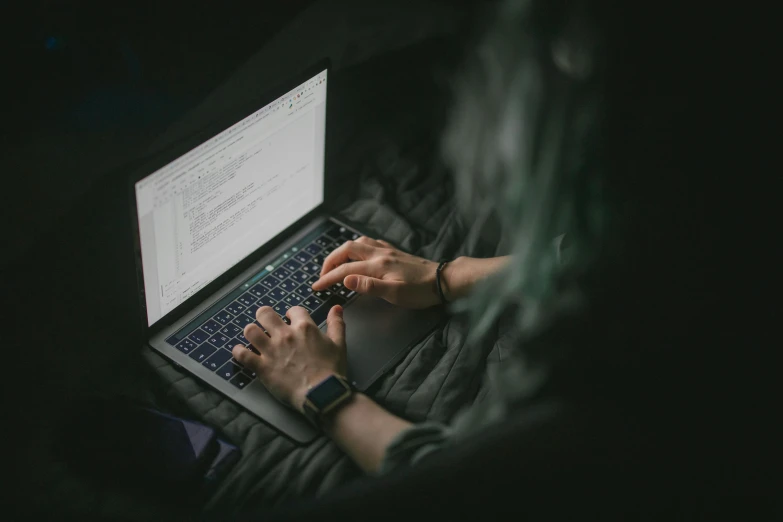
(302, 374, 356, 428)
(435, 260, 449, 305)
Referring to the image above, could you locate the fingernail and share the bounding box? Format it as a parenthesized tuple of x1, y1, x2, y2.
(344, 275, 357, 289)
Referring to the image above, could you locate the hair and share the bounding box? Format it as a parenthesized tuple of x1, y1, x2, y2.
(443, 0, 610, 342)
(440, 0, 712, 401)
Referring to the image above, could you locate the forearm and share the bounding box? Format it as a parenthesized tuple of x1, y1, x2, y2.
(441, 256, 510, 301)
(322, 392, 412, 474)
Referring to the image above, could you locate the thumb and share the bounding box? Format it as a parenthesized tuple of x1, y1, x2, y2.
(326, 305, 346, 348)
(344, 275, 398, 300)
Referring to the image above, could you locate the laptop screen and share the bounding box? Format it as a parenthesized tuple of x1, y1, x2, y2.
(135, 69, 327, 326)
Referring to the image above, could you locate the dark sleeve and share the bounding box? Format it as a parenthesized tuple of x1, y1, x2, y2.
(378, 348, 524, 473)
(378, 421, 454, 473)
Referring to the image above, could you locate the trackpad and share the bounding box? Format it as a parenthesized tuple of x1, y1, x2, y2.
(325, 296, 442, 390)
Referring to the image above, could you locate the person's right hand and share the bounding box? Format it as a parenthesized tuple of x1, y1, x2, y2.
(311, 237, 441, 309)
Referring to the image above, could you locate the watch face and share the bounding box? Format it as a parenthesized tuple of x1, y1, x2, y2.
(308, 375, 350, 410)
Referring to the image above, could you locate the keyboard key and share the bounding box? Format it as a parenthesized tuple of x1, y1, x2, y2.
(294, 251, 311, 264)
(188, 329, 209, 344)
(207, 333, 230, 349)
(313, 289, 332, 300)
(282, 316, 291, 325)
(248, 284, 268, 298)
(314, 237, 330, 248)
(337, 287, 356, 300)
(175, 338, 197, 354)
(277, 279, 297, 293)
(301, 296, 323, 311)
(230, 372, 253, 389)
(324, 224, 347, 240)
(232, 314, 254, 328)
(290, 271, 310, 284)
(217, 361, 243, 381)
(200, 319, 220, 335)
(305, 275, 320, 287)
(225, 301, 246, 316)
(330, 293, 348, 305)
(243, 302, 261, 318)
(237, 292, 258, 307)
(189, 344, 216, 363)
(272, 302, 291, 317)
(268, 287, 288, 301)
(257, 295, 277, 307)
(284, 294, 303, 306)
(328, 282, 344, 293)
(295, 284, 314, 297)
(309, 296, 343, 326)
(304, 243, 321, 256)
(260, 275, 282, 289)
(300, 262, 320, 275)
(213, 310, 234, 325)
(235, 331, 249, 345)
(311, 254, 326, 266)
(331, 226, 357, 242)
(220, 324, 242, 337)
(271, 267, 292, 280)
(283, 259, 302, 272)
(322, 246, 335, 256)
(222, 338, 241, 351)
(202, 350, 232, 372)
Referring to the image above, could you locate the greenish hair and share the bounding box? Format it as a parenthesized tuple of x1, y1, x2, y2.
(441, 0, 610, 343)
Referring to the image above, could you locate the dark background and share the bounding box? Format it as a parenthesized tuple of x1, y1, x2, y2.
(1, 1, 775, 519)
(4, 0, 318, 261)
(1, 0, 480, 517)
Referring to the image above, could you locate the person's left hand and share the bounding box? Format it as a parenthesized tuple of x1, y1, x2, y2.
(232, 305, 347, 413)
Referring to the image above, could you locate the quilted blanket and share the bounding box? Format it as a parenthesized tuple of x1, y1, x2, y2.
(143, 102, 513, 515)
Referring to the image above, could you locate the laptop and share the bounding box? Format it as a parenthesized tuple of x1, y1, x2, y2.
(129, 59, 441, 443)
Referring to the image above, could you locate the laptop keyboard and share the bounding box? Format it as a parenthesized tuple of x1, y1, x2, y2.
(165, 222, 361, 390)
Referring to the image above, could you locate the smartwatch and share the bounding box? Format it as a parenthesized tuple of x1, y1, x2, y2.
(302, 374, 356, 427)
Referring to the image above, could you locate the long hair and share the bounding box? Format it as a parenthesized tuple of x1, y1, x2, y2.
(443, 0, 609, 344)
(442, 0, 720, 409)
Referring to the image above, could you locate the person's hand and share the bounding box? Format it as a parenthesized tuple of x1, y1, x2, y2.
(232, 305, 347, 413)
(311, 236, 441, 309)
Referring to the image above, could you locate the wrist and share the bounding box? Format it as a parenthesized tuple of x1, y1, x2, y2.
(294, 370, 339, 414)
(440, 256, 471, 301)
(320, 391, 364, 432)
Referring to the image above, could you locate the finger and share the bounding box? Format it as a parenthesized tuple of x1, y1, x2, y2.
(376, 239, 395, 248)
(232, 344, 262, 373)
(344, 275, 402, 301)
(244, 323, 270, 347)
(313, 260, 376, 291)
(318, 240, 377, 280)
(325, 305, 346, 348)
(256, 306, 284, 335)
(354, 236, 383, 247)
(285, 305, 311, 325)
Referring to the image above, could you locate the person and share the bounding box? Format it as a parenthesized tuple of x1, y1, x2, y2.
(231, 0, 724, 480)
(234, 246, 511, 473)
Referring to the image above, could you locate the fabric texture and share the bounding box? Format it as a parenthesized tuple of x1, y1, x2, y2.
(138, 72, 526, 513)
(142, 135, 518, 513)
